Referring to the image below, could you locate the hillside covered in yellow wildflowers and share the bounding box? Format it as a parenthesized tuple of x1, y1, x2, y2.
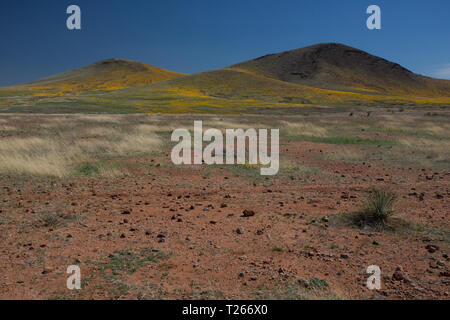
(22, 58, 185, 92)
(1, 43, 449, 113)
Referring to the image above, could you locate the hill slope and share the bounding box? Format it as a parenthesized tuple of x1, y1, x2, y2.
(21, 59, 185, 91)
(231, 43, 450, 96)
(1, 44, 449, 113)
(142, 43, 450, 109)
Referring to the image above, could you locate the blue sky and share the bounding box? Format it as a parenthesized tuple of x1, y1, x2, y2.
(1, 0, 449, 86)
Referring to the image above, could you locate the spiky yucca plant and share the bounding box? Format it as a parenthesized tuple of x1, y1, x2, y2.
(355, 188, 397, 228)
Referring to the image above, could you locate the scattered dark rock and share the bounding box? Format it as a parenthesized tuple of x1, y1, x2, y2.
(157, 232, 167, 238)
(426, 245, 439, 253)
(242, 210, 255, 217)
(284, 212, 296, 217)
(297, 278, 309, 288)
(437, 260, 446, 267)
(42, 267, 54, 274)
(392, 266, 405, 281)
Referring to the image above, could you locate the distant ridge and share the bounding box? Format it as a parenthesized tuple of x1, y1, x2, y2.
(22, 59, 185, 91)
(2, 43, 449, 112)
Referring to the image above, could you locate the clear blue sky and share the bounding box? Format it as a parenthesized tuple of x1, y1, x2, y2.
(1, 0, 449, 86)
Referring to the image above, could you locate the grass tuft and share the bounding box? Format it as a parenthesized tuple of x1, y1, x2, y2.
(352, 188, 397, 229)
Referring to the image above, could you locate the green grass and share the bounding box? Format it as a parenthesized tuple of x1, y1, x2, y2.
(65, 248, 168, 300)
(223, 163, 265, 182)
(413, 224, 450, 244)
(251, 278, 337, 300)
(87, 248, 170, 275)
(308, 278, 329, 290)
(190, 289, 225, 300)
(291, 135, 395, 146)
(76, 162, 100, 175)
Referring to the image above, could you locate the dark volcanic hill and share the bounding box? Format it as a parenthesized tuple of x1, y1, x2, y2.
(231, 43, 450, 96)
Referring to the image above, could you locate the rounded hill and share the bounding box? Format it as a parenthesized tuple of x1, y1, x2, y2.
(231, 43, 450, 96)
(22, 59, 185, 91)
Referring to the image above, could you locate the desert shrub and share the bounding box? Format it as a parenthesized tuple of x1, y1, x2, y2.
(308, 278, 329, 290)
(353, 188, 397, 229)
(37, 212, 79, 229)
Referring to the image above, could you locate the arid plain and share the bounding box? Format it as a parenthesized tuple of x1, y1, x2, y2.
(0, 109, 448, 299)
(0, 44, 449, 299)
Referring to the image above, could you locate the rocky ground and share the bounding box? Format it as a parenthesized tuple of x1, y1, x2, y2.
(0, 110, 448, 300)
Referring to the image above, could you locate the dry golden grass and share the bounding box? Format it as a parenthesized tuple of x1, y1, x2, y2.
(134, 123, 177, 134)
(83, 127, 119, 137)
(0, 112, 448, 177)
(280, 121, 328, 137)
(0, 125, 17, 131)
(72, 114, 129, 123)
(421, 122, 450, 136)
(0, 137, 73, 177)
(205, 119, 264, 131)
(278, 158, 318, 176)
(74, 133, 160, 156)
(398, 137, 450, 152)
(0, 119, 161, 177)
(377, 115, 448, 135)
(326, 147, 365, 162)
